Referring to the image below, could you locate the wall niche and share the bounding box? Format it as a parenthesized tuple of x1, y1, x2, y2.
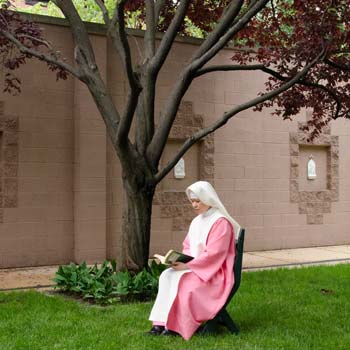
(298, 145, 329, 192)
(290, 122, 339, 225)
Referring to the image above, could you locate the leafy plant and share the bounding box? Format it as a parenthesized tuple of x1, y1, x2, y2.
(53, 259, 166, 304)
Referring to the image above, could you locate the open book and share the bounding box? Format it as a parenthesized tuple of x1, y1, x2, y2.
(153, 250, 194, 265)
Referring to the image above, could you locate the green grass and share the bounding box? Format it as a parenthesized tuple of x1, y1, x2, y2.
(1, 264, 349, 350)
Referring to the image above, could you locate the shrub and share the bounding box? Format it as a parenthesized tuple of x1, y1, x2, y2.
(53, 260, 166, 304)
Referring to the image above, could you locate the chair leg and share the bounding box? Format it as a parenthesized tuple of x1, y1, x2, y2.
(219, 309, 239, 334)
(200, 318, 220, 335)
(200, 309, 239, 336)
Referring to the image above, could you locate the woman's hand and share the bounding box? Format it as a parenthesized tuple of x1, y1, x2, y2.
(171, 262, 188, 271)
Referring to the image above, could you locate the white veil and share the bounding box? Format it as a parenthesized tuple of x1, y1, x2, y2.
(186, 181, 241, 239)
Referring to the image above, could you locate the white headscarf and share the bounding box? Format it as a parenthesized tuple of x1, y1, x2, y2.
(186, 181, 241, 239)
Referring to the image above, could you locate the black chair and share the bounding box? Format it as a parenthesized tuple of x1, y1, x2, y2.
(200, 228, 245, 335)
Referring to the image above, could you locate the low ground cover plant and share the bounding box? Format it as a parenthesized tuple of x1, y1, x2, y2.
(53, 260, 166, 304)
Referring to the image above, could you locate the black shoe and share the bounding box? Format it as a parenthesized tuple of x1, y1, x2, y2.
(146, 325, 165, 336)
(161, 329, 179, 336)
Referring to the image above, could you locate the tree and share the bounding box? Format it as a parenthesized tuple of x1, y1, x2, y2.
(1, 0, 350, 271)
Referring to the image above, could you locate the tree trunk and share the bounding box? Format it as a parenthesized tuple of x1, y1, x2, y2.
(120, 178, 155, 272)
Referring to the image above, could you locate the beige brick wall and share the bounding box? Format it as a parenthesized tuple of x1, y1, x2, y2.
(73, 34, 107, 264)
(0, 23, 75, 267)
(0, 17, 349, 268)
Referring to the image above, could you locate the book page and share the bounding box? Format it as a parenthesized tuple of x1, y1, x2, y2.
(153, 254, 166, 264)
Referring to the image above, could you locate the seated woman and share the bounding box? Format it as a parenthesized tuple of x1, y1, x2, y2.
(148, 181, 240, 340)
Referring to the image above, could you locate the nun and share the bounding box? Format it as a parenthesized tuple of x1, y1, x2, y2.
(148, 181, 240, 340)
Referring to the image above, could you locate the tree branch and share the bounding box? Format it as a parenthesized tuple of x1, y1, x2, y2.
(146, 65, 192, 166)
(154, 49, 326, 183)
(16, 33, 52, 49)
(192, 0, 270, 69)
(147, 0, 270, 166)
(325, 57, 350, 72)
(197, 61, 345, 121)
(109, 0, 140, 91)
(51, 0, 122, 144)
(150, 0, 191, 74)
(193, 0, 245, 60)
(195, 63, 299, 83)
(195, 63, 266, 77)
(52, 0, 97, 71)
(134, 78, 155, 155)
(329, 49, 350, 55)
(135, 0, 190, 157)
(0, 28, 82, 78)
(117, 85, 142, 145)
(94, 0, 110, 25)
(145, 0, 156, 59)
(108, 1, 141, 142)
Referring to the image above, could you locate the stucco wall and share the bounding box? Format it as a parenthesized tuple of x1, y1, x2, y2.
(0, 15, 349, 268)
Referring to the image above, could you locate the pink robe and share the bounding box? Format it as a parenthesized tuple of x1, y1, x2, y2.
(166, 217, 235, 340)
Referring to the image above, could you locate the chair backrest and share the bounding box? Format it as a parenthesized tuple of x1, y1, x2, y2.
(222, 228, 245, 308)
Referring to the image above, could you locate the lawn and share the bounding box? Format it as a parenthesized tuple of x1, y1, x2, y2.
(1, 264, 349, 350)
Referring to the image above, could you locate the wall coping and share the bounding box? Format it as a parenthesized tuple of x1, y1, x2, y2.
(16, 11, 209, 47)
